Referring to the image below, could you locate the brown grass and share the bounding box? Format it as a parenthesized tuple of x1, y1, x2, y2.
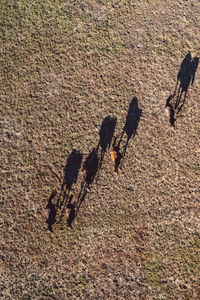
(1, 0, 200, 299)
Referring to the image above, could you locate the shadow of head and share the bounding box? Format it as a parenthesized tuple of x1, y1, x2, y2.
(123, 97, 142, 139)
(63, 149, 83, 190)
(98, 116, 117, 153)
(83, 148, 99, 186)
(183, 51, 192, 64)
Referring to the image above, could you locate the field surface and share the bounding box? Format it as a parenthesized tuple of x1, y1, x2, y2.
(1, 0, 200, 299)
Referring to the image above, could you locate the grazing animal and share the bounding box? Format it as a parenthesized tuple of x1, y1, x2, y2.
(110, 146, 117, 163)
(165, 95, 176, 127)
(164, 106, 171, 118)
(110, 138, 122, 176)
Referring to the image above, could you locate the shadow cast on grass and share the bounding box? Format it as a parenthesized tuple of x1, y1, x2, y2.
(46, 150, 83, 231)
(68, 117, 117, 227)
(97, 116, 117, 168)
(46, 103, 142, 228)
(174, 51, 199, 113)
(171, 52, 199, 112)
(165, 52, 199, 127)
(46, 190, 57, 232)
(57, 149, 83, 209)
(113, 97, 142, 173)
(66, 147, 99, 228)
(76, 147, 99, 211)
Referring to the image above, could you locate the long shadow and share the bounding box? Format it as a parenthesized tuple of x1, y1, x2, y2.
(46, 190, 57, 232)
(94, 116, 117, 181)
(97, 116, 117, 168)
(66, 147, 99, 228)
(66, 195, 75, 228)
(119, 97, 142, 157)
(174, 51, 199, 113)
(110, 97, 142, 174)
(66, 116, 117, 227)
(76, 147, 99, 211)
(57, 149, 83, 220)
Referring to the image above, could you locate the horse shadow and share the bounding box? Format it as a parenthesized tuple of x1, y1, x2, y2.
(76, 147, 99, 212)
(46, 150, 83, 231)
(173, 51, 199, 113)
(97, 116, 117, 169)
(46, 189, 57, 232)
(57, 149, 83, 220)
(67, 117, 117, 226)
(118, 97, 142, 158)
(109, 97, 142, 174)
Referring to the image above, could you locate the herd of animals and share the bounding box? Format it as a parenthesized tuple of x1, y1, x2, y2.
(46, 51, 199, 232)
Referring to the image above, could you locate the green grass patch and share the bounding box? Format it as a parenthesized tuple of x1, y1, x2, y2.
(143, 232, 200, 296)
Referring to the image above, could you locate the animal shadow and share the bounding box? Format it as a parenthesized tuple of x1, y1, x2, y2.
(57, 149, 83, 218)
(97, 116, 117, 168)
(83, 147, 99, 186)
(69, 115, 117, 226)
(109, 97, 142, 174)
(46, 189, 57, 232)
(77, 147, 99, 210)
(174, 51, 199, 113)
(119, 97, 142, 158)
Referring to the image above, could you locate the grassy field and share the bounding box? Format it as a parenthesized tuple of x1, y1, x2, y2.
(1, 0, 200, 299)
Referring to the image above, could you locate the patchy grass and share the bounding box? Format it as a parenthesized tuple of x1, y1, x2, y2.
(144, 231, 200, 298)
(1, 0, 200, 299)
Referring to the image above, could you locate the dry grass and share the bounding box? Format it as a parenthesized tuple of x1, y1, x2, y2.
(1, 0, 200, 299)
